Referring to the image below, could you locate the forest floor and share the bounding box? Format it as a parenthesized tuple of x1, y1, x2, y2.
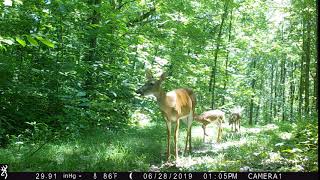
(0, 118, 318, 172)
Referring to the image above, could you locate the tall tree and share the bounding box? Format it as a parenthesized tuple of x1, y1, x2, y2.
(209, 0, 230, 109)
(249, 57, 257, 125)
(222, 10, 233, 106)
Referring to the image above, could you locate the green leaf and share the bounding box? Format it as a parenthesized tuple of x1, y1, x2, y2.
(16, 37, 26, 47)
(76, 91, 86, 97)
(0, 44, 7, 51)
(0, 36, 14, 45)
(36, 36, 55, 48)
(14, 0, 23, 5)
(26, 35, 39, 46)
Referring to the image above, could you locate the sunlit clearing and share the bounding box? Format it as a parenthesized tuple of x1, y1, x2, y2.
(175, 153, 225, 169)
(192, 124, 248, 153)
(131, 110, 152, 128)
(192, 122, 221, 143)
(241, 124, 278, 134)
(104, 144, 131, 166)
(52, 144, 78, 165)
(55, 145, 74, 155)
(211, 138, 248, 152)
(263, 151, 283, 164)
(279, 132, 293, 140)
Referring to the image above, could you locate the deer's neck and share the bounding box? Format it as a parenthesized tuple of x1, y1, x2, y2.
(154, 88, 168, 111)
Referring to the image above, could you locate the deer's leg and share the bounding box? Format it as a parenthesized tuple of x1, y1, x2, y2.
(166, 121, 171, 162)
(184, 129, 189, 155)
(202, 124, 206, 142)
(189, 111, 194, 153)
(237, 121, 240, 132)
(217, 122, 222, 143)
(188, 124, 192, 153)
(174, 119, 180, 160)
(184, 118, 190, 155)
(238, 120, 240, 132)
(184, 115, 192, 155)
(220, 123, 223, 142)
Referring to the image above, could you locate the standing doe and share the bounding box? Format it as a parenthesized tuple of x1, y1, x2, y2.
(136, 70, 196, 162)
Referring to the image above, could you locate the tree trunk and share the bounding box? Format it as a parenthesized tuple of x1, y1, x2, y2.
(270, 62, 274, 122)
(316, 56, 319, 113)
(255, 81, 262, 124)
(209, 0, 229, 109)
(280, 23, 287, 122)
(222, 9, 233, 106)
(289, 62, 296, 122)
(304, 14, 311, 119)
(84, 0, 101, 97)
(280, 58, 286, 121)
(298, 18, 305, 120)
(273, 64, 279, 119)
(249, 58, 257, 125)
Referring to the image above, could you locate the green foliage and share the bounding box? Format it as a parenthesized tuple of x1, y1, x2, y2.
(1, 122, 317, 171)
(35, 36, 55, 48)
(0, 125, 166, 171)
(26, 35, 39, 46)
(15, 36, 26, 47)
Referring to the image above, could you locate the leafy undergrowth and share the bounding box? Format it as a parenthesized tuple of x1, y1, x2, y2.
(0, 119, 318, 172)
(0, 123, 168, 171)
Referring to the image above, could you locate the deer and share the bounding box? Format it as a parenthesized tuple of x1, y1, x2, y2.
(194, 110, 225, 143)
(229, 112, 241, 132)
(136, 70, 196, 162)
(229, 107, 243, 132)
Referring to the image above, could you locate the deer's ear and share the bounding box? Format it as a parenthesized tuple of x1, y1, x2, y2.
(146, 69, 153, 80)
(159, 72, 167, 81)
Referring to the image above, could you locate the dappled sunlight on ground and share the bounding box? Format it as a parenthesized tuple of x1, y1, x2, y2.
(191, 124, 247, 153)
(130, 110, 154, 127)
(176, 154, 225, 170)
(191, 122, 222, 142)
(149, 154, 225, 171)
(2, 116, 316, 172)
(149, 123, 283, 171)
(206, 138, 248, 153)
(239, 124, 279, 134)
(278, 132, 293, 140)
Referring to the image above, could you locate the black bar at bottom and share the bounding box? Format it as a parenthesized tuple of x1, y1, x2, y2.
(1, 172, 318, 180)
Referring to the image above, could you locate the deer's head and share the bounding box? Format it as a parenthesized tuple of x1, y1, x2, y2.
(136, 70, 166, 96)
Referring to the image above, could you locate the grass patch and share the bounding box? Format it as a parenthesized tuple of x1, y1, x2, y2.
(0, 120, 317, 172)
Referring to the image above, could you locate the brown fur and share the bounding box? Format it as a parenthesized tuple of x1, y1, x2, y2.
(174, 89, 195, 115)
(195, 110, 225, 143)
(229, 112, 241, 132)
(136, 73, 196, 161)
